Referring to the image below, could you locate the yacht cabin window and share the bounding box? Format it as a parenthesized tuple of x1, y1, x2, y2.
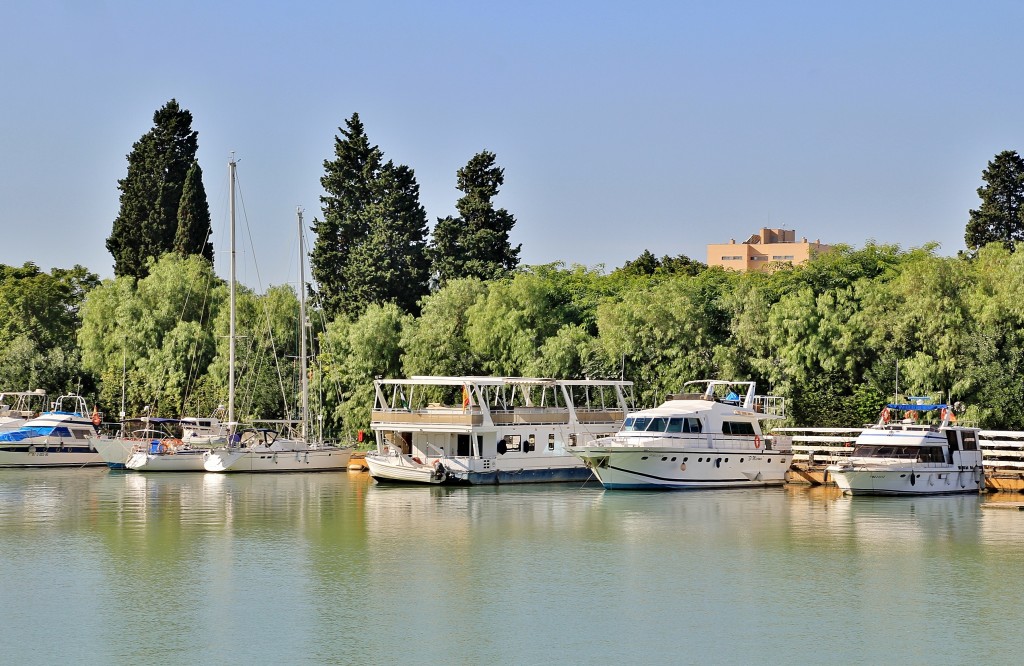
(722, 421, 756, 435)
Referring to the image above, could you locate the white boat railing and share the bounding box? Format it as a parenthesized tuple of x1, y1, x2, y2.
(771, 428, 862, 464)
(980, 430, 1024, 470)
(753, 395, 786, 419)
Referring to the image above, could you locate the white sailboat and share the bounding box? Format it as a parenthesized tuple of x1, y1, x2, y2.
(204, 190, 352, 473)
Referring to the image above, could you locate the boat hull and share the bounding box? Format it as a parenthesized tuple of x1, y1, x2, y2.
(367, 452, 594, 485)
(366, 454, 445, 484)
(90, 437, 141, 469)
(204, 447, 353, 472)
(0, 447, 104, 468)
(125, 450, 209, 472)
(573, 447, 792, 490)
(829, 466, 984, 495)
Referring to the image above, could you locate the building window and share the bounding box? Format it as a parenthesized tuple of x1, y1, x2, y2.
(721, 255, 744, 261)
(772, 255, 794, 260)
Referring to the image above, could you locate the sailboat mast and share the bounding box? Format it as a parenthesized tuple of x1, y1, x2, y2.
(228, 157, 237, 428)
(298, 207, 308, 441)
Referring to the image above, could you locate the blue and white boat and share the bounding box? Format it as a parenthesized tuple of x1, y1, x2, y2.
(0, 395, 104, 467)
(827, 401, 983, 495)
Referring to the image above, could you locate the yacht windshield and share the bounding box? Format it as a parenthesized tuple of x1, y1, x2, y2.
(852, 445, 944, 462)
(0, 426, 65, 442)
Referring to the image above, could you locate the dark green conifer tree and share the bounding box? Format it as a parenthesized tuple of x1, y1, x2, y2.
(965, 149, 1024, 252)
(311, 113, 429, 318)
(430, 151, 521, 288)
(106, 99, 200, 278)
(173, 161, 214, 263)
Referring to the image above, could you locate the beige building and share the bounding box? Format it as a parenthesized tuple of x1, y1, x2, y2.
(706, 228, 831, 272)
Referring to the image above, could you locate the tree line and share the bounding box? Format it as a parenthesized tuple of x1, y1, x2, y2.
(3, 99, 1024, 438)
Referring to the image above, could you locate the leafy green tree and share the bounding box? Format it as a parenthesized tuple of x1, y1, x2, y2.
(79, 254, 223, 417)
(107, 99, 202, 278)
(430, 151, 521, 287)
(173, 161, 214, 263)
(596, 271, 732, 406)
(965, 150, 1024, 252)
(617, 250, 705, 278)
(465, 272, 570, 376)
(316, 303, 409, 439)
(311, 113, 430, 319)
(401, 278, 488, 377)
(0, 263, 99, 395)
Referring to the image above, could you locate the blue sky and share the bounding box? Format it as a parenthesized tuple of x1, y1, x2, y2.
(2, 1, 1021, 290)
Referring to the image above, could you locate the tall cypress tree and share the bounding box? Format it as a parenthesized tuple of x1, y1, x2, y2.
(965, 150, 1024, 252)
(430, 151, 521, 288)
(311, 113, 429, 318)
(174, 161, 214, 263)
(107, 99, 200, 278)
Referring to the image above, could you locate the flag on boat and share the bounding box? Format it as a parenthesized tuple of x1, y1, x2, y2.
(462, 385, 471, 410)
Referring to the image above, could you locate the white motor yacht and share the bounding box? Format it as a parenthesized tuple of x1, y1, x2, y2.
(827, 401, 983, 495)
(568, 380, 791, 490)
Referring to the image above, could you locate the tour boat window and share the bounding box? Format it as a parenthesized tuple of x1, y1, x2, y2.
(506, 435, 522, 452)
(961, 432, 978, 451)
(548, 433, 555, 451)
(685, 418, 702, 433)
(526, 434, 536, 452)
(661, 457, 667, 461)
(666, 418, 684, 433)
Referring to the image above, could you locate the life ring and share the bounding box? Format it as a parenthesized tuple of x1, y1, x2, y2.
(906, 410, 918, 421)
(754, 435, 761, 449)
(880, 407, 891, 424)
(91, 409, 101, 427)
(159, 443, 169, 454)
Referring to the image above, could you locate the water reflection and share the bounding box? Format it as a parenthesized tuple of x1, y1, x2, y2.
(2, 469, 1024, 665)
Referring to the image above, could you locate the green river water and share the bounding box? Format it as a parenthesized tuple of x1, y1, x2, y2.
(0, 467, 1020, 665)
